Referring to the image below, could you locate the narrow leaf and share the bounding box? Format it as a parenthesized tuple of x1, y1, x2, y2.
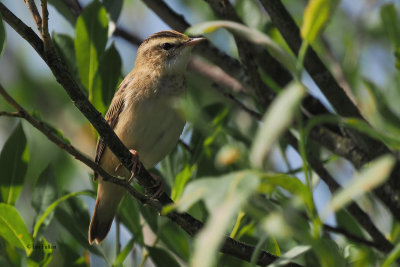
(325, 155, 395, 216)
(75, 1, 108, 111)
(112, 238, 135, 266)
(301, 0, 339, 44)
(250, 83, 306, 169)
(0, 203, 33, 255)
(0, 123, 29, 205)
(381, 4, 400, 49)
(97, 43, 122, 107)
(171, 164, 196, 201)
(268, 245, 310, 267)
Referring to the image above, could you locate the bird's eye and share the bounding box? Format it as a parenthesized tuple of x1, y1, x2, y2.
(161, 43, 174, 50)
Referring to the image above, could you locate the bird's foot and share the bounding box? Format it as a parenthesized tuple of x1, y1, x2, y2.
(149, 174, 164, 199)
(127, 149, 141, 183)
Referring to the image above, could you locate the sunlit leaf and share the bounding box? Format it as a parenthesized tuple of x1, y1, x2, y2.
(31, 165, 58, 238)
(171, 164, 196, 201)
(0, 12, 6, 59)
(250, 83, 306, 169)
(268, 245, 310, 267)
(301, 0, 339, 44)
(325, 155, 395, 216)
(186, 20, 297, 74)
(0, 123, 29, 205)
(75, 1, 108, 112)
(0, 203, 33, 256)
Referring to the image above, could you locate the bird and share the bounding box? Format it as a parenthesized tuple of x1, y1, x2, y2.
(88, 30, 205, 245)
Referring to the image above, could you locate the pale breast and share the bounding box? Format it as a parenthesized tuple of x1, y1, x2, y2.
(114, 83, 185, 169)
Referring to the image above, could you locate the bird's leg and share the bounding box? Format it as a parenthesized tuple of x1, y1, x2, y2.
(127, 149, 141, 183)
(149, 174, 164, 199)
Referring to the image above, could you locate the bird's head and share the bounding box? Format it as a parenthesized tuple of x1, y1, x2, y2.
(135, 30, 205, 74)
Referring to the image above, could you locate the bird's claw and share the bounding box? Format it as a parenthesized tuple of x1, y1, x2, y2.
(127, 149, 141, 183)
(149, 174, 164, 199)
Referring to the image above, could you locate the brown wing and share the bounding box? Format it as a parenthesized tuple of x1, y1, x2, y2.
(93, 77, 132, 180)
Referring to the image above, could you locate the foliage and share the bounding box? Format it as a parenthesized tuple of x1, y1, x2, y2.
(1, 0, 400, 267)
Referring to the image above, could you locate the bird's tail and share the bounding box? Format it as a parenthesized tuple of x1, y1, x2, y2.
(88, 181, 125, 245)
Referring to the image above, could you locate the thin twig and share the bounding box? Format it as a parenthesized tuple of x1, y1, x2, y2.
(23, 0, 43, 34)
(0, 111, 21, 118)
(40, 0, 51, 52)
(211, 82, 262, 120)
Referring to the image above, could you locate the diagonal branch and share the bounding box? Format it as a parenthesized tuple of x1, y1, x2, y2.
(24, 0, 43, 34)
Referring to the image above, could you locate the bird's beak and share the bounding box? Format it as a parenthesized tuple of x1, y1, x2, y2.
(183, 37, 206, 47)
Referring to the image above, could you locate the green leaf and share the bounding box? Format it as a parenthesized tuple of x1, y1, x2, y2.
(118, 196, 143, 244)
(31, 165, 58, 238)
(33, 190, 93, 238)
(0, 123, 29, 205)
(171, 164, 196, 201)
(103, 0, 123, 22)
(259, 173, 308, 200)
(53, 33, 81, 89)
(97, 43, 122, 107)
(325, 155, 395, 216)
(75, 0, 108, 111)
(301, 0, 339, 44)
(268, 245, 310, 267)
(146, 246, 181, 267)
(186, 20, 298, 74)
(250, 83, 306, 169)
(381, 4, 400, 49)
(0, 12, 6, 59)
(189, 171, 259, 267)
(0, 203, 33, 255)
(112, 238, 135, 266)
